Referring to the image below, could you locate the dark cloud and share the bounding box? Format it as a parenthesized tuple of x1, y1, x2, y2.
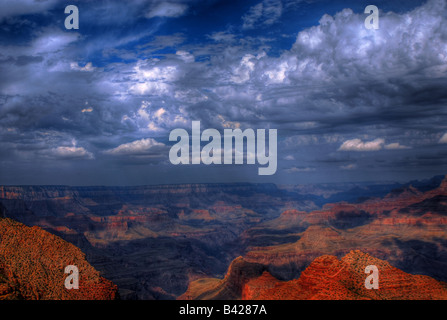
(0, 0, 58, 22)
(0, 0, 446, 185)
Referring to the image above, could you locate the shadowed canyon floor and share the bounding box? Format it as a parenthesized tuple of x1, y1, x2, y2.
(0, 176, 446, 299)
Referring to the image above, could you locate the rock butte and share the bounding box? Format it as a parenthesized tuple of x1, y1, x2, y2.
(179, 250, 447, 300)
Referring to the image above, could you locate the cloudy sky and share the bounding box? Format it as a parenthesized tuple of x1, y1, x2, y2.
(0, 0, 446, 185)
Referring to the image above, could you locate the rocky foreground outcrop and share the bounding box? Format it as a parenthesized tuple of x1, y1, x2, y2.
(0, 218, 118, 300)
(180, 251, 447, 300)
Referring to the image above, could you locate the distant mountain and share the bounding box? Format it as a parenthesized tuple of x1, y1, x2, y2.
(279, 174, 445, 205)
(179, 251, 447, 300)
(0, 217, 118, 300)
(402, 175, 446, 192)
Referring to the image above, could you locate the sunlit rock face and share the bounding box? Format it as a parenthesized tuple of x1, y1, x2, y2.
(0, 217, 118, 300)
(180, 251, 447, 300)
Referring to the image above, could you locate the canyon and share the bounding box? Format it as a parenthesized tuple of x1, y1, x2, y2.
(0, 175, 446, 299)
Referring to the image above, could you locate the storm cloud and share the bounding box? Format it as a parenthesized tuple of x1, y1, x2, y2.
(0, 0, 446, 185)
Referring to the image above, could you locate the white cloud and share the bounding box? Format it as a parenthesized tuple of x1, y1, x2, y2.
(217, 115, 240, 129)
(174, 90, 208, 104)
(81, 107, 93, 113)
(31, 28, 80, 55)
(176, 50, 194, 63)
(242, 2, 263, 29)
(104, 138, 165, 156)
(338, 138, 385, 152)
(338, 140, 410, 152)
(154, 108, 166, 119)
(229, 0, 447, 96)
(264, 60, 289, 84)
(121, 100, 188, 133)
(384, 142, 411, 150)
(242, 0, 283, 30)
(288, 0, 447, 83)
(231, 54, 256, 84)
(145, 2, 188, 19)
(49, 146, 94, 160)
(207, 31, 236, 43)
(129, 61, 178, 95)
(440, 133, 447, 144)
(70, 62, 95, 72)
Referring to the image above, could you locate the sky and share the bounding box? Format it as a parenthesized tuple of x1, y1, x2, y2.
(0, 0, 446, 186)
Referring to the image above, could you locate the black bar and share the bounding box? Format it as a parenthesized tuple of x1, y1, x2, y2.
(1, 300, 445, 319)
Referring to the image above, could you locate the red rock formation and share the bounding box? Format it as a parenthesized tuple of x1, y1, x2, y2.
(241, 271, 280, 300)
(244, 250, 447, 300)
(0, 218, 118, 300)
(181, 251, 447, 300)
